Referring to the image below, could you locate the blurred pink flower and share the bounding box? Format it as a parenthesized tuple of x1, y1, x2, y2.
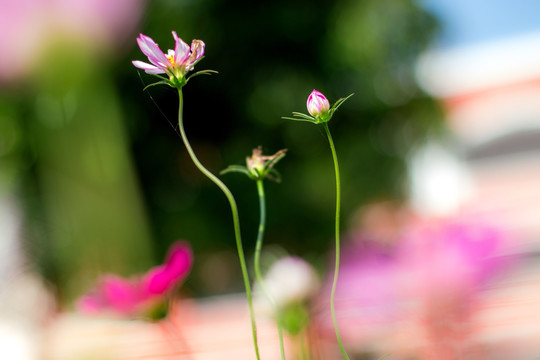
(132, 32, 205, 81)
(78, 241, 192, 317)
(53, 0, 143, 48)
(0, 0, 45, 82)
(0, 0, 143, 83)
(393, 218, 511, 359)
(397, 218, 506, 300)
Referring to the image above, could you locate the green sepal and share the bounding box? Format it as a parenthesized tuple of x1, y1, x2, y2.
(220, 165, 254, 179)
(169, 76, 187, 89)
(328, 93, 354, 118)
(266, 168, 282, 183)
(188, 55, 206, 70)
(276, 302, 310, 335)
(265, 149, 286, 169)
(281, 113, 318, 124)
(142, 299, 169, 321)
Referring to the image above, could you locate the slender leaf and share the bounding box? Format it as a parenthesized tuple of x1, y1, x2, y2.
(143, 80, 172, 91)
(282, 116, 317, 124)
(220, 165, 251, 177)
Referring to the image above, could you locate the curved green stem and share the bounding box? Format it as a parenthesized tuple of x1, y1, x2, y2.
(176, 89, 260, 360)
(254, 180, 286, 360)
(322, 122, 350, 360)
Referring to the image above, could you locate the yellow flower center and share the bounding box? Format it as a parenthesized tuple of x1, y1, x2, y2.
(166, 53, 175, 66)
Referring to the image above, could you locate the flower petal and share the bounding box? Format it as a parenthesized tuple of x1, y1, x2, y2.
(101, 275, 147, 314)
(77, 294, 104, 314)
(172, 31, 190, 65)
(136, 33, 169, 68)
(132, 60, 166, 74)
(187, 39, 205, 66)
(143, 265, 173, 295)
(165, 241, 193, 276)
(142, 241, 192, 295)
(307, 89, 330, 117)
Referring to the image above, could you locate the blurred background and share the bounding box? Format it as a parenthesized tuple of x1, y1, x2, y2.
(1, 0, 540, 359)
(0, 0, 441, 301)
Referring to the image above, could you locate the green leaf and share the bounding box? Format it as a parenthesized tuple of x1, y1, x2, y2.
(147, 73, 168, 81)
(186, 69, 219, 83)
(143, 80, 172, 91)
(282, 116, 317, 124)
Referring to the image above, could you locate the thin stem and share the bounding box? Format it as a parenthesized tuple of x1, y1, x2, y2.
(254, 179, 286, 360)
(176, 89, 261, 360)
(321, 122, 349, 360)
(297, 328, 310, 360)
(159, 319, 192, 359)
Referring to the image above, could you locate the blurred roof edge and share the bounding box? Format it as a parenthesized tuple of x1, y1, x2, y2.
(416, 30, 540, 98)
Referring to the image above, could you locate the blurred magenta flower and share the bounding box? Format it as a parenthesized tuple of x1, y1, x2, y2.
(307, 89, 330, 119)
(78, 241, 192, 318)
(132, 32, 209, 88)
(317, 216, 513, 357)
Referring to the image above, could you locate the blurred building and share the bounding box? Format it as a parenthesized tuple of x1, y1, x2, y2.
(413, 2, 540, 254)
(409, 5, 540, 356)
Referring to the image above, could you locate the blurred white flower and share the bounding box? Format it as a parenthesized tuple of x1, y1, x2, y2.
(255, 256, 319, 314)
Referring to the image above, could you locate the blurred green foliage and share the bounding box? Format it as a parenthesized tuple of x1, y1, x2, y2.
(1, 39, 155, 303)
(1, 0, 443, 301)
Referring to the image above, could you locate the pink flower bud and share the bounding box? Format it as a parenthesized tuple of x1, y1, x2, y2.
(306, 89, 330, 118)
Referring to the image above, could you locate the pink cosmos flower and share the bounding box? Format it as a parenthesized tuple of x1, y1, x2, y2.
(317, 216, 514, 358)
(132, 31, 205, 83)
(307, 89, 330, 119)
(78, 241, 192, 317)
